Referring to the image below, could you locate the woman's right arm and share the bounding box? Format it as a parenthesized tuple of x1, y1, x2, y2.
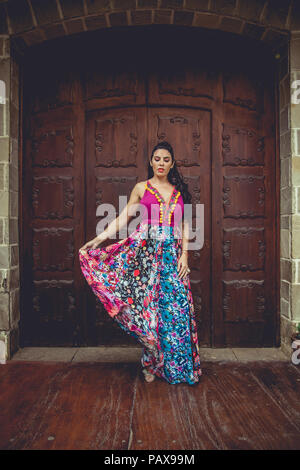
(79, 182, 142, 252)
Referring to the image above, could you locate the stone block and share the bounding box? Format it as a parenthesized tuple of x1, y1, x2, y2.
(291, 35, 300, 70)
(131, 10, 152, 25)
(231, 347, 289, 362)
(242, 22, 265, 41)
(280, 258, 294, 283)
(280, 131, 291, 159)
(281, 313, 298, 347)
(281, 214, 290, 230)
(280, 105, 289, 134)
(8, 266, 19, 291)
(293, 187, 298, 213)
(173, 11, 194, 26)
(10, 103, 19, 140)
(291, 102, 300, 128)
(219, 16, 243, 34)
(280, 75, 289, 109)
(290, 1, 300, 31)
(185, 0, 209, 11)
(0, 138, 9, 162)
(65, 19, 85, 35)
(280, 156, 290, 187)
(291, 284, 300, 320)
(0, 191, 9, 217)
(85, 15, 107, 30)
(0, 219, 3, 244)
(292, 214, 300, 230)
(9, 326, 19, 358)
(6, 0, 33, 34)
(0, 163, 4, 191)
(9, 164, 18, 192)
(10, 245, 19, 267)
(109, 12, 128, 27)
(280, 279, 290, 301)
(85, 0, 111, 15)
(0, 246, 9, 268)
(281, 297, 290, 319)
(3, 218, 8, 244)
(138, 0, 157, 7)
(0, 292, 9, 329)
(11, 346, 78, 362)
(160, 0, 183, 8)
(10, 289, 20, 326)
(60, 0, 85, 19)
(0, 6, 9, 35)
(0, 269, 8, 292)
(280, 186, 292, 215)
(72, 346, 142, 363)
(43, 23, 66, 41)
(9, 218, 18, 244)
(154, 9, 172, 24)
(279, 55, 288, 82)
(280, 228, 290, 258)
(210, 0, 236, 16)
(31, 0, 60, 25)
(193, 12, 219, 29)
(112, 0, 136, 8)
(263, 0, 291, 29)
(292, 157, 300, 186)
(239, 0, 266, 22)
(9, 190, 18, 218)
(291, 229, 300, 258)
(22, 30, 45, 47)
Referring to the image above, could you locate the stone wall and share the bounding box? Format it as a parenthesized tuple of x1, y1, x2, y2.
(0, 34, 20, 361)
(280, 32, 300, 356)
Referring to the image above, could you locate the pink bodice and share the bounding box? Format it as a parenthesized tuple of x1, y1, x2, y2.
(139, 180, 184, 227)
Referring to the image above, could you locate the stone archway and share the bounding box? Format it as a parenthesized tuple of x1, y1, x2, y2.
(0, 0, 299, 358)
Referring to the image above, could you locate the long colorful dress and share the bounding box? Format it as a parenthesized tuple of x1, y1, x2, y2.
(78, 179, 202, 385)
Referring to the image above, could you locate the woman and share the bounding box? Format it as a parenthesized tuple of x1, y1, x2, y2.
(79, 141, 202, 385)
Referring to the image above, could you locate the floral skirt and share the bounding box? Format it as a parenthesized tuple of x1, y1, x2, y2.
(78, 222, 202, 385)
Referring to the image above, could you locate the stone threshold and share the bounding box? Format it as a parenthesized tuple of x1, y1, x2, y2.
(8, 346, 291, 363)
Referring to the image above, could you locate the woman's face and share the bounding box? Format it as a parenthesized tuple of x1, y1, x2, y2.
(151, 148, 173, 176)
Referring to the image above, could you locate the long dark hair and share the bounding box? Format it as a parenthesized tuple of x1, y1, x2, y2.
(147, 141, 192, 204)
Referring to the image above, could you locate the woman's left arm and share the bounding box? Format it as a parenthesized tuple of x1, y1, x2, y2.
(177, 220, 189, 279)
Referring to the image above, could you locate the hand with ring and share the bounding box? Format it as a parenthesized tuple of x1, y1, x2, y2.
(177, 253, 191, 279)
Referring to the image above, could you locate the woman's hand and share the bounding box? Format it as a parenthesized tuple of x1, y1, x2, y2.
(79, 236, 102, 252)
(177, 252, 190, 279)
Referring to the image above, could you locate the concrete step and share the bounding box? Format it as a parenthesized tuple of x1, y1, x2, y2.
(9, 346, 291, 363)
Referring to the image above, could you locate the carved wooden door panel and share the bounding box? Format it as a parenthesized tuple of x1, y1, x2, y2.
(212, 72, 278, 347)
(22, 106, 85, 346)
(84, 107, 148, 345)
(147, 108, 211, 347)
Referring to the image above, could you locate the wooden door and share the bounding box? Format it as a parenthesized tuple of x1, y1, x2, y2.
(21, 27, 279, 348)
(147, 107, 211, 346)
(212, 72, 278, 347)
(22, 105, 85, 346)
(84, 107, 148, 345)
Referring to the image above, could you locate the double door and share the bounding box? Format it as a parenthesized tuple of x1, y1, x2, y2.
(21, 32, 278, 347)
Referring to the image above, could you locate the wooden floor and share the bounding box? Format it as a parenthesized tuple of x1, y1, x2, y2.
(0, 359, 300, 450)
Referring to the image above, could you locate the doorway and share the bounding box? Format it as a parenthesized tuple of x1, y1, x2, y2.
(20, 26, 279, 347)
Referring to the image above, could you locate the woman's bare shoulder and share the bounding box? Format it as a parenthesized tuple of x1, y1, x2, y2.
(135, 180, 148, 198)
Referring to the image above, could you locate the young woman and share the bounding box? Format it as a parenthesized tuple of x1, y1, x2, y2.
(79, 141, 202, 385)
